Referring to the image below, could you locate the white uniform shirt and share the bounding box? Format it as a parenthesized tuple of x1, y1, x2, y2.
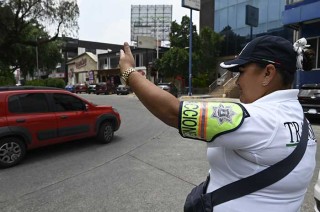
(179, 89, 317, 212)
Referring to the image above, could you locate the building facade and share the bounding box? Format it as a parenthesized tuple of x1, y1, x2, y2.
(199, 0, 320, 89)
(66, 52, 98, 85)
(213, 0, 294, 57)
(57, 37, 123, 83)
(283, 0, 320, 70)
(97, 47, 168, 85)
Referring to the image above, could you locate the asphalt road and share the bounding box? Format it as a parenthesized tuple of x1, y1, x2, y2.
(0, 94, 319, 212)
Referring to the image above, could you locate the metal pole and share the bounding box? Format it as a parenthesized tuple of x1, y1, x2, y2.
(156, 23, 159, 59)
(188, 9, 193, 96)
(36, 39, 39, 79)
(156, 20, 159, 83)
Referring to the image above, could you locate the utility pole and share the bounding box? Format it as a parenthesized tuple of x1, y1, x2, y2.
(188, 9, 193, 96)
(36, 38, 40, 79)
(182, 0, 201, 96)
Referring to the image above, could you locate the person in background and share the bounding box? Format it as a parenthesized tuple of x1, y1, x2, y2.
(118, 35, 317, 211)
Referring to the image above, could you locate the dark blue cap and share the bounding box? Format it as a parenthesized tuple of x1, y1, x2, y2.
(220, 35, 296, 73)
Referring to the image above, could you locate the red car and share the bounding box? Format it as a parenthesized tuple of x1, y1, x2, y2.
(0, 86, 121, 168)
(74, 83, 88, 93)
(95, 82, 108, 95)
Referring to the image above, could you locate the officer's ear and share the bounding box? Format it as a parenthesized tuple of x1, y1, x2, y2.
(262, 64, 277, 86)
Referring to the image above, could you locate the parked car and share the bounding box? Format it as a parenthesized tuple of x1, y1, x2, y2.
(95, 82, 108, 95)
(116, 85, 130, 95)
(74, 83, 88, 94)
(65, 84, 75, 93)
(298, 84, 320, 119)
(157, 82, 179, 97)
(107, 82, 116, 94)
(87, 84, 97, 94)
(0, 86, 121, 168)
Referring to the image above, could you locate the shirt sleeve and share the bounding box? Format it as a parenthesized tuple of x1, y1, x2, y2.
(178, 101, 250, 142)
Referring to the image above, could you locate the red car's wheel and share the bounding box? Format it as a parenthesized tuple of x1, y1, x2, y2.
(0, 137, 26, 168)
(97, 122, 114, 144)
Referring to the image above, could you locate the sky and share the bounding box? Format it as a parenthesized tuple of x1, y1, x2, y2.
(77, 0, 199, 45)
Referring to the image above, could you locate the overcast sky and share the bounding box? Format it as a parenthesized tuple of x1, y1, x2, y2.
(77, 0, 200, 45)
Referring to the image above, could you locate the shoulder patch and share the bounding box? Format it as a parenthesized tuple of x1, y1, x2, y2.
(179, 101, 249, 142)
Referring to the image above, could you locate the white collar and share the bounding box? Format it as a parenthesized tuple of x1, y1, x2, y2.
(253, 89, 299, 104)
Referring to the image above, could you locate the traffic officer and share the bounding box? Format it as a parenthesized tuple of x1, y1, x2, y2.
(118, 35, 317, 211)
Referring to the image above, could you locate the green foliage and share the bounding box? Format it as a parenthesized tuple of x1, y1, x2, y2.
(25, 78, 65, 88)
(25, 79, 46, 86)
(0, 64, 15, 86)
(45, 78, 65, 88)
(159, 18, 223, 87)
(192, 73, 209, 88)
(157, 47, 189, 78)
(170, 16, 200, 51)
(197, 27, 224, 83)
(0, 0, 79, 78)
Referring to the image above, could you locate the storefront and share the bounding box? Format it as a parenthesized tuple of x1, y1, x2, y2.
(97, 68, 121, 86)
(67, 52, 98, 85)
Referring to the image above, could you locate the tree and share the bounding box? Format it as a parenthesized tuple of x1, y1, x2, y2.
(170, 15, 200, 50)
(156, 47, 189, 78)
(0, 0, 79, 77)
(196, 27, 224, 84)
(158, 16, 223, 87)
(158, 16, 199, 81)
(0, 61, 15, 85)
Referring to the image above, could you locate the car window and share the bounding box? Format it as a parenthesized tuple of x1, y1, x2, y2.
(53, 93, 85, 112)
(8, 93, 49, 113)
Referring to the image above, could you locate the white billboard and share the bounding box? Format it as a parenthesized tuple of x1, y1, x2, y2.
(131, 5, 172, 43)
(182, 0, 201, 11)
(137, 36, 156, 49)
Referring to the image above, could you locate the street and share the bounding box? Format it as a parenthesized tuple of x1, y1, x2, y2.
(0, 94, 319, 212)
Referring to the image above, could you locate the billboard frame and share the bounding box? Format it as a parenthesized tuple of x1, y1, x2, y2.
(182, 0, 201, 11)
(131, 5, 172, 43)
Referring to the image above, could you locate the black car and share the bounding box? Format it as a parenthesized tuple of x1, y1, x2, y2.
(116, 85, 130, 95)
(87, 84, 97, 94)
(298, 84, 320, 119)
(157, 82, 179, 97)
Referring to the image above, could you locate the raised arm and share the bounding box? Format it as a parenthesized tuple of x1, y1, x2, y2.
(119, 42, 180, 128)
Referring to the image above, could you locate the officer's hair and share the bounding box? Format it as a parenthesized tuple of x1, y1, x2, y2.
(256, 49, 315, 87)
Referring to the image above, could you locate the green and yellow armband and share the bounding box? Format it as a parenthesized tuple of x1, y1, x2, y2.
(179, 101, 249, 142)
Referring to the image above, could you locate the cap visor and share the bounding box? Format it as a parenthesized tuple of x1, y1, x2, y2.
(220, 58, 249, 72)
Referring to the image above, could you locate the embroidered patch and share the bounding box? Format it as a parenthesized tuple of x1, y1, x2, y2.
(211, 103, 236, 125)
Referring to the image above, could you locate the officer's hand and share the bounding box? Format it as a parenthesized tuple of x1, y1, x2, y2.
(119, 42, 135, 74)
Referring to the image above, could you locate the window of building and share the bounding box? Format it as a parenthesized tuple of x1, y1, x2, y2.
(135, 54, 140, 67)
(307, 38, 320, 69)
(215, 0, 290, 57)
(110, 57, 119, 68)
(134, 53, 143, 67)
